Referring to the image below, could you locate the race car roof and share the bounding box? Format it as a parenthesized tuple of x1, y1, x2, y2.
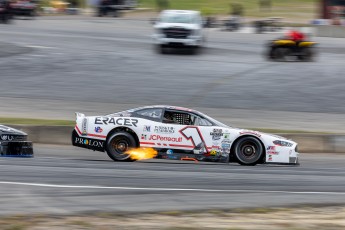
(130, 105, 196, 113)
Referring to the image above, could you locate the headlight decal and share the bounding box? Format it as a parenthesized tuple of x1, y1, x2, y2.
(273, 140, 293, 147)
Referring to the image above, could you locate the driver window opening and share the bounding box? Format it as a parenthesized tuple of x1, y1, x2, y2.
(163, 111, 193, 125)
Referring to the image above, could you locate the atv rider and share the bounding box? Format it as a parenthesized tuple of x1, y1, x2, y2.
(285, 30, 306, 42)
(285, 30, 307, 53)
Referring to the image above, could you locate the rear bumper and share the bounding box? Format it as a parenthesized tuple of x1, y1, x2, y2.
(0, 141, 33, 157)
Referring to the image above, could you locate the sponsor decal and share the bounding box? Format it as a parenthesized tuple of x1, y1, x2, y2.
(210, 128, 223, 141)
(267, 146, 275, 150)
(95, 117, 138, 127)
(141, 134, 148, 140)
(167, 149, 173, 155)
(75, 137, 104, 148)
(221, 139, 231, 154)
(267, 146, 279, 155)
(240, 130, 261, 137)
(223, 133, 230, 139)
(267, 151, 279, 155)
(82, 118, 88, 135)
(143, 125, 151, 132)
(221, 143, 231, 149)
(154, 126, 175, 134)
(149, 135, 182, 142)
(268, 155, 273, 161)
(210, 149, 217, 156)
(94, 127, 103, 133)
(0, 135, 14, 141)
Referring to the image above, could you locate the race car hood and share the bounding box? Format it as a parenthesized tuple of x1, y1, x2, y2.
(0, 125, 27, 136)
(235, 128, 296, 147)
(260, 132, 288, 140)
(234, 127, 291, 140)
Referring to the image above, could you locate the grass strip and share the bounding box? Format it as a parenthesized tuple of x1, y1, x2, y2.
(0, 205, 344, 230)
(139, 0, 318, 20)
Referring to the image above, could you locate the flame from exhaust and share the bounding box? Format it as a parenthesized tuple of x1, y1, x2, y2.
(125, 148, 158, 160)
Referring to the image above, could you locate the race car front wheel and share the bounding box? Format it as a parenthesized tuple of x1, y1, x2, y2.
(234, 137, 264, 166)
(106, 132, 136, 161)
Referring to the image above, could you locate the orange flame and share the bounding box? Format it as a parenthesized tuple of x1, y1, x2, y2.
(125, 148, 158, 160)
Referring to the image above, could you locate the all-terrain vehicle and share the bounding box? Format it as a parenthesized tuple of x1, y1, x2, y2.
(267, 38, 317, 61)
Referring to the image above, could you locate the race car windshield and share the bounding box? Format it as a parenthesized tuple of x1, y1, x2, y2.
(160, 14, 196, 24)
(198, 113, 230, 128)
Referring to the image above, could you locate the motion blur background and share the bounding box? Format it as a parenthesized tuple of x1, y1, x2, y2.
(1, 0, 345, 229)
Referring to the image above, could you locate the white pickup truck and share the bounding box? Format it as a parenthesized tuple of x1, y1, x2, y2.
(152, 10, 205, 54)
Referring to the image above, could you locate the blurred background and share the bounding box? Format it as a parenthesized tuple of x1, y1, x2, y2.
(1, 0, 345, 229)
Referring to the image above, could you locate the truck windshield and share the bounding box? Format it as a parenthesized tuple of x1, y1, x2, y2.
(160, 14, 196, 24)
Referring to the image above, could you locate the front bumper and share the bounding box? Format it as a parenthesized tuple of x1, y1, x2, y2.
(0, 141, 33, 157)
(153, 35, 202, 47)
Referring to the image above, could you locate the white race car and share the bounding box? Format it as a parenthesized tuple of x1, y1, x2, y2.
(72, 105, 299, 165)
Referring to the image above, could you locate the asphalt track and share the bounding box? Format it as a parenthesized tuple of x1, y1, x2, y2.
(1, 17, 345, 215)
(0, 144, 345, 215)
(0, 17, 345, 132)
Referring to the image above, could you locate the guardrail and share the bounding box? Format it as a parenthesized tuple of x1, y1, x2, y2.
(8, 125, 345, 153)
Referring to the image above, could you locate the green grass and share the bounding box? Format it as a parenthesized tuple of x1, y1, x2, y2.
(138, 0, 318, 21)
(0, 118, 74, 126)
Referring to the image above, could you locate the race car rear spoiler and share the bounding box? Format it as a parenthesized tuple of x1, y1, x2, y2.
(75, 112, 85, 120)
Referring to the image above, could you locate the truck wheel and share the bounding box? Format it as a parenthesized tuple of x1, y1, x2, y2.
(156, 45, 166, 54)
(106, 132, 137, 161)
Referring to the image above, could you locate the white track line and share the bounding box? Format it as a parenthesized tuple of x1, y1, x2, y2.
(0, 181, 345, 195)
(25, 45, 57, 49)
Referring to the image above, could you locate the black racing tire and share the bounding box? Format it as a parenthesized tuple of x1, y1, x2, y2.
(234, 136, 264, 166)
(267, 47, 275, 61)
(105, 132, 137, 161)
(272, 47, 288, 61)
(300, 47, 315, 62)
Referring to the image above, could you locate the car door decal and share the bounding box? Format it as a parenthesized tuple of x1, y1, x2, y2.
(179, 126, 207, 149)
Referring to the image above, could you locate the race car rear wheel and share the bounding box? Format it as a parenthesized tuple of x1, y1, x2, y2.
(234, 136, 264, 166)
(106, 132, 136, 161)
